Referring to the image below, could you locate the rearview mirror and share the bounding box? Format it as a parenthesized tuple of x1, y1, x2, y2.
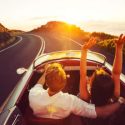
(16, 67, 28, 75)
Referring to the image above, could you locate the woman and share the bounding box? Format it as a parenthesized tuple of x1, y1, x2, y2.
(80, 34, 125, 124)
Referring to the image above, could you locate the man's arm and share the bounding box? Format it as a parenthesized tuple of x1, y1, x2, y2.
(71, 94, 125, 118)
(37, 71, 46, 85)
(80, 38, 96, 101)
(37, 64, 50, 85)
(112, 34, 125, 98)
(96, 97, 125, 118)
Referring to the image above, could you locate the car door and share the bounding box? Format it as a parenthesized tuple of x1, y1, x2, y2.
(0, 106, 26, 125)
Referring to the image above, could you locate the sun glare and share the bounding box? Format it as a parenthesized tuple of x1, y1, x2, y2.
(58, 16, 82, 25)
(63, 17, 79, 25)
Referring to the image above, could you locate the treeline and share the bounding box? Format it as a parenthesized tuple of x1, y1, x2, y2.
(91, 32, 125, 55)
(91, 32, 116, 40)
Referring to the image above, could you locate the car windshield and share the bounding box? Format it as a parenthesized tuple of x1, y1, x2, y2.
(34, 50, 106, 68)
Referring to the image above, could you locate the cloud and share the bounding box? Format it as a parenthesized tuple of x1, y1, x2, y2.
(81, 21, 125, 35)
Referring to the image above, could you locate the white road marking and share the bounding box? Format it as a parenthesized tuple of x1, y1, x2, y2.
(0, 34, 45, 57)
(0, 36, 22, 53)
(63, 36, 83, 47)
(0, 34, 45, 113)
(26, 34, 45, 57)
(68, 38, 82, 47)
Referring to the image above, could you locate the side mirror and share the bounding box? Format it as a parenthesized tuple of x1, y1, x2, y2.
(16, 67, 28, 75)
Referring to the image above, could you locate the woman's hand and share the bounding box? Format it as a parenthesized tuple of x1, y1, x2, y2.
(112, 34, 125, 98)
(115, 34, 125, 49)
(82, 37, 97, 50)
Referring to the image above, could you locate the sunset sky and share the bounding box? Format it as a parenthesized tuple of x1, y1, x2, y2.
(0, 0, 125, 35)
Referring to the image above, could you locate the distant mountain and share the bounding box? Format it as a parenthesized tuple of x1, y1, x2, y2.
(0, 23, 8, 32)
(31, 21, 84, 33)
(31, 21, 90, 42)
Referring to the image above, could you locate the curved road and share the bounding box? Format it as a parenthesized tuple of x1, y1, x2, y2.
(0, 34, 44, 106)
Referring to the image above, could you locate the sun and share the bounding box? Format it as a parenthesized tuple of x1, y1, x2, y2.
(63, 17, 79, 25)
(57, 16, 82, 25)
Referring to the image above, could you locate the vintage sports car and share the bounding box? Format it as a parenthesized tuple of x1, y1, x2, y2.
(0, 50, 125, 125)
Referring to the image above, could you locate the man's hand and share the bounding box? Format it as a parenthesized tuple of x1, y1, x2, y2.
(37, 63, 50, 85)
(82, 37, 96, 50)
(44, 63, 50, 72)
(118, 97, 125, 104)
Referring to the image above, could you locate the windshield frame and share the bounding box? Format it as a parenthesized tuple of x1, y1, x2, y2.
(33, 50, 106, 68)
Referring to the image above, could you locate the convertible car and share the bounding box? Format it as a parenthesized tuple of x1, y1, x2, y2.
(0, 50, 125, 125)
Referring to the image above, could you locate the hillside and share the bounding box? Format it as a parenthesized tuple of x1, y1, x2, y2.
(0, 23, 8, 32)
(0, 23, 11, 43)
(31, 21, 90, 42)
(0, 23, 23, 50)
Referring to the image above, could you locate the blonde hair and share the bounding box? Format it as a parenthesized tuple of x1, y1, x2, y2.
(45, 63, 66, 92)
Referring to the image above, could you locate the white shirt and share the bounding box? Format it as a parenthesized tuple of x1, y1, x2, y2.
(29, 84, 97, 119)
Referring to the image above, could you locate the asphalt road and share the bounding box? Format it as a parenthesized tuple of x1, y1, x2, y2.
(0, 34, 44, 106)
(39, 32, 82, 53)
